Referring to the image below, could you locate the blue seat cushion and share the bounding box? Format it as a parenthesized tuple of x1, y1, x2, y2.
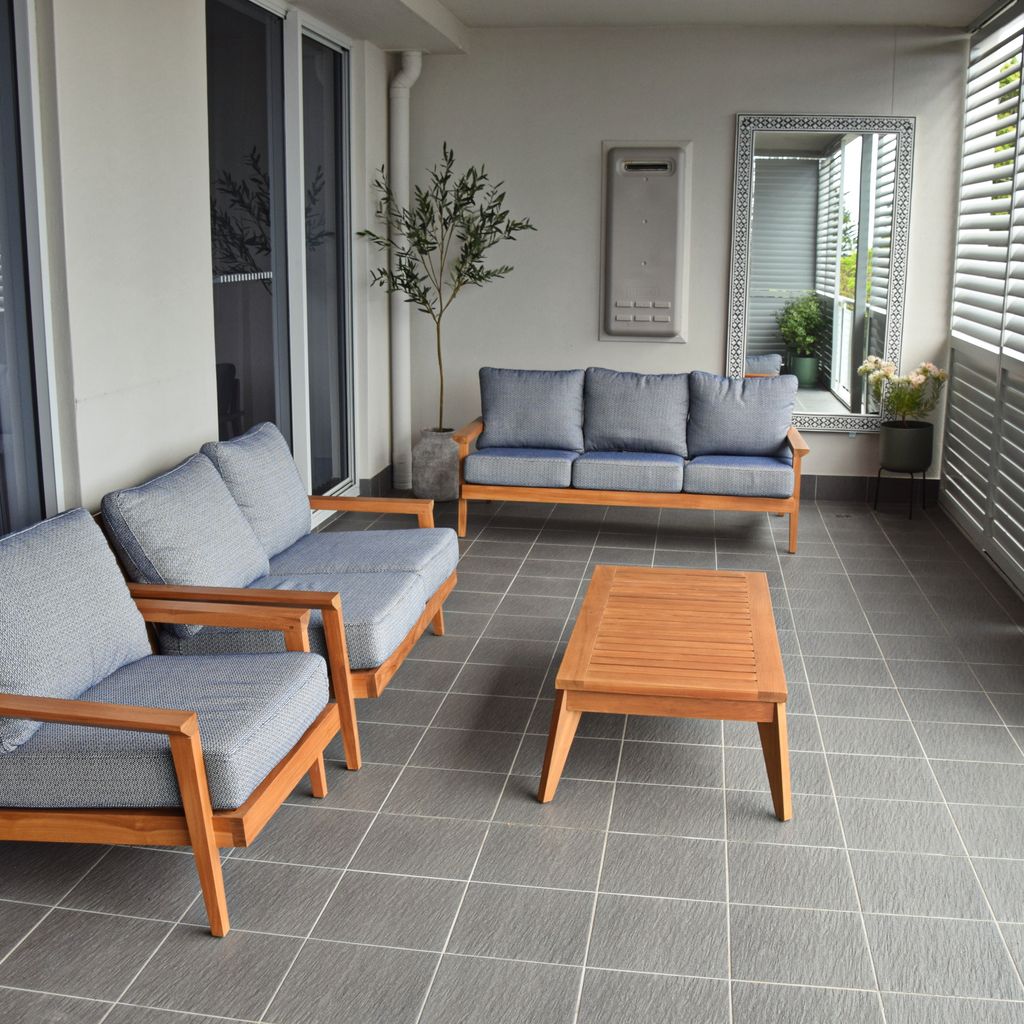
(572, 451, 684, 493)
(269, 528, 458, 597)
(478, 368, 585, 452)
(687, 371, 797, 458)
(583, 367, 689, 457)
(0, 652, 328, 810)
(683, 455, 795, 499)
(0, 509, 152, 753)
(464, 448, 577, 488)
(101, 454, 270, 639)
(159, 571, 428, 671)
(745, 353, 783, 375)
(202, 422, 312, 558)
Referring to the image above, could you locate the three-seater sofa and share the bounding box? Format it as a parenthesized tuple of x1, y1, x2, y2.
(453, 367, 810, 552)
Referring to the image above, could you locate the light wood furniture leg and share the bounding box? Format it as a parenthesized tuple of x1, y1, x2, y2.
(169, 731, 229, 937)
(758, 703, 792, 822)
(788, 508, 799, 555)
(538, 690, 582, 803)
(320, 605, 362, 771)
(457, 498, 468, 537)
(431, 608, 445, 635)
(308, 752, 328, 798)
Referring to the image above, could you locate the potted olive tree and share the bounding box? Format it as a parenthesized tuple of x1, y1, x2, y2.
(776, 293, 825, 388)
(359, 144, 534, 499)
(857, 357, 949, 472)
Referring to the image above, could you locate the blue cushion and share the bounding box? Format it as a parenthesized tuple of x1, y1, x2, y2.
(687, 371, 797, 458)
(464, 448, 577, 488)
(478, 368, 585, 452)
(159, 571, 428, 671)
(745, 354, 783, 375)
(202, 422, 311, 558)
(684, 455, 795, 499)
(572, 451, 684, 493)
(101, 455, 271, 639)
(583, 367, 689, 457)
(269, 528, 458, 597)
(0, 652, 328, 809)
(0, 509, 152, 753)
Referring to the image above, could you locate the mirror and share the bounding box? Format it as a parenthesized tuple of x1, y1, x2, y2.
(727, 114, 915, 430)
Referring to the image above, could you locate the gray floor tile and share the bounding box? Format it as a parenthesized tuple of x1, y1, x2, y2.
(508, 575, 581, 598)
(932, 761, 1024, 807)
(730, 904, 875, 987)
(313, 871, 463, 950)
(484, 613, 565, 642)
(888, 660, 981, 691)
(725, 747, 832, 795)
(865, 913, 1024, 998)
(625, 715, 722, 744)
(727, 791, 844, 848)
(288, 759, 402, 812)
(800, 632, 882, 658)
(877, 634, 965, 662)
(349, 722, 424, 766)
(600, 833, 725, 900)
(724, 713, 823, 752)
(850, 850, 990, 919)
(974, 858, 1024, 922)
(802, 656, 892, 686)
(973, 664, 1024, 694)
(0, 908, 167, 1000)
(234, 805, 373, 869)
(883, 992, 1024, 1024)
(731, 980, 884, 1024)
(264, 941, 437, 1024)
(452, 662, 546, 698)
(839, 797, 963, 855)
(827, 753, 943, 801)
(514, 732, 620, 781)
(0, 990, 111, 1024)
(390, 658, 463, 691)
(812, 684, 908, 719)
(383, 766, 507, 820)
(728, 842, 859, 911)
(901, 688, 1003, 725)
(474, 822, 604, 890)
(950, 804, 1024, 858)
(469, 636, 556, 668)
(407, 633, 478, 664)
(0, 900, 48, 956)
(587, 894, 728, 976)
(0, 842, 106, 904)
(578, 970, 728, 1024)
(496, 774, 614, 830)
(818, 716, 923, 756)
(454, 570, 515, 593)
(448, 882, 591, 964)
(351, 813, 487, 879)
(992, 694, 1024, 727)
(409, 726, 522, 773)
(617, 740, 723, 787)
(419, 955, 579, 1024)
(358, 687, 446, 726)
(915, 722, 1024, 764)
(610, 782, 724, 839)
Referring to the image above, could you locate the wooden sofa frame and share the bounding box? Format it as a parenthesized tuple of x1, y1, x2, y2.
(453, 420, 811, 553)
(121, 495, 458, 773)
(0, 596, 340, 937)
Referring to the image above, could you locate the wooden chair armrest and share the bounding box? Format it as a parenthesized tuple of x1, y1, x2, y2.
(452, 417, 484, 446)
(128, 582, 341, 613)
(786, 426, 810, 458)
(134, 598, 312, 636)
(0, 692, 197, 736)
(308, 495, 435, 528)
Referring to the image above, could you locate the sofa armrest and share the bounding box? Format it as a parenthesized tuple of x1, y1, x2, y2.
(452, 418, 484, 458)
(308, 495, 434, 529)
(786, 426, 810, 459)
(0, 692, 197, 736)
(128, 582, 341, 613)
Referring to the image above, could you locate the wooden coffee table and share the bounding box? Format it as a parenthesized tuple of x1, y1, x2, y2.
(538, 565, 791, 820)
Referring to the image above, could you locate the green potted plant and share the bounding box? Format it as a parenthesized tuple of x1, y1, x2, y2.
(857, 357, 949, 472)
(359, 143, 535, 499)
(776, 293, 825, 388)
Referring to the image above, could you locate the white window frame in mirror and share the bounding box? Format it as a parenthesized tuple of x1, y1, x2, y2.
(726, 113, 915, 432)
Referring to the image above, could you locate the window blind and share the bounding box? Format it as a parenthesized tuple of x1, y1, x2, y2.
(815, 147, 841, 298)
(870, 133, 896, 314)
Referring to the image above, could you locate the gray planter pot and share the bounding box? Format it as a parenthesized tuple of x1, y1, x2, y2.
(880, 420, 933, 473)
(412, 428, 459, 500)
(790, 354, 818, 388)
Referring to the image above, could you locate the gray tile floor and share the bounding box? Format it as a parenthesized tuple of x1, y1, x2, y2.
(3, 498, 1024, 1023)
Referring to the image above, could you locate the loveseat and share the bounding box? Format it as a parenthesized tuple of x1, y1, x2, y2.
(453, 367, 810, 552)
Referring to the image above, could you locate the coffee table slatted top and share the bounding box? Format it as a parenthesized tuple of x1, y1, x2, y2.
(558, 566, 786, 703)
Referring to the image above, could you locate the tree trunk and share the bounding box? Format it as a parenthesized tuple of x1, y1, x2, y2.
(435, 318, 445, 431)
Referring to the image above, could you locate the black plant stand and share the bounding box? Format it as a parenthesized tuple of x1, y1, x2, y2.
(874, 468, 927, 520)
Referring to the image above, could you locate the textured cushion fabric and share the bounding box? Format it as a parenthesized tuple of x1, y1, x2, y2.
(687, 371, 798, 458)
(201, 422, 311, 558)
(464, 448, 577, 488)
(160, 571, 427, 671)
(583, 367, 689, 458)
(0, 653, 328, 809)
(572, 451, 684, 493)
(0, 509, 152, 753)
(269, 528, 458, 597)
(684, 455, 795, 499)
(478, 367, 585, 452)
(101, 454, 270, 639)
(745, 354, 783, 375)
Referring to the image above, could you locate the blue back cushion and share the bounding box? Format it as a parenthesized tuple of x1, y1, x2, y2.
(101, 454, 270, 637)
(478, 367, 585, 452)
(202, 422, 311, 558)
(745, 353, 783, 375)
(0, 509, 151, 752)
(583, 367, 689, 458)
(687, 371, 798, 457)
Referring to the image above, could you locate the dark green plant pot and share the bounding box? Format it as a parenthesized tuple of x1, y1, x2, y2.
(790, 355, 818, 388)
(880, 421, 933, 473)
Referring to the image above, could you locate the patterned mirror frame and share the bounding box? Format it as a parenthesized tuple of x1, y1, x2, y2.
(727, 113, 916, 432)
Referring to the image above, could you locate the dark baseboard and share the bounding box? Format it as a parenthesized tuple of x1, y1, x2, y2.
(358, 464, 394, 497)
(801, 473, 940, 504)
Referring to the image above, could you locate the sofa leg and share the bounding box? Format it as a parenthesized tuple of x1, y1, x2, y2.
(788, 508, 799, 554)
(169, 732, 229, 937)
(308, 752, 328, 798)
(432, 608, 445, 636)
(457, 498, 468, 537)
(320, 607, 363, 772)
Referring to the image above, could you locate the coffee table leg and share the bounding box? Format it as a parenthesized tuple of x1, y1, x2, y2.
(538, 690, 581, 803)
(757, 703, 792, 822)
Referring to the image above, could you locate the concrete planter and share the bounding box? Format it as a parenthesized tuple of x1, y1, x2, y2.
(412, 428, 459, 500)
(880, 420, 933, 473)
(790, 354, 818, 388)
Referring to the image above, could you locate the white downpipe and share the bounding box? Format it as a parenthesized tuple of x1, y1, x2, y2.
(389, 50, 422, 491)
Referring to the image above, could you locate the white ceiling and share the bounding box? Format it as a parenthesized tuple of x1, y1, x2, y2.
(438, 0, 990, 29)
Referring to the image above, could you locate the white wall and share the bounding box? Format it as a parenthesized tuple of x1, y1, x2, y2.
(42, 0, 218, 509)
(409, 25, 967, 477)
